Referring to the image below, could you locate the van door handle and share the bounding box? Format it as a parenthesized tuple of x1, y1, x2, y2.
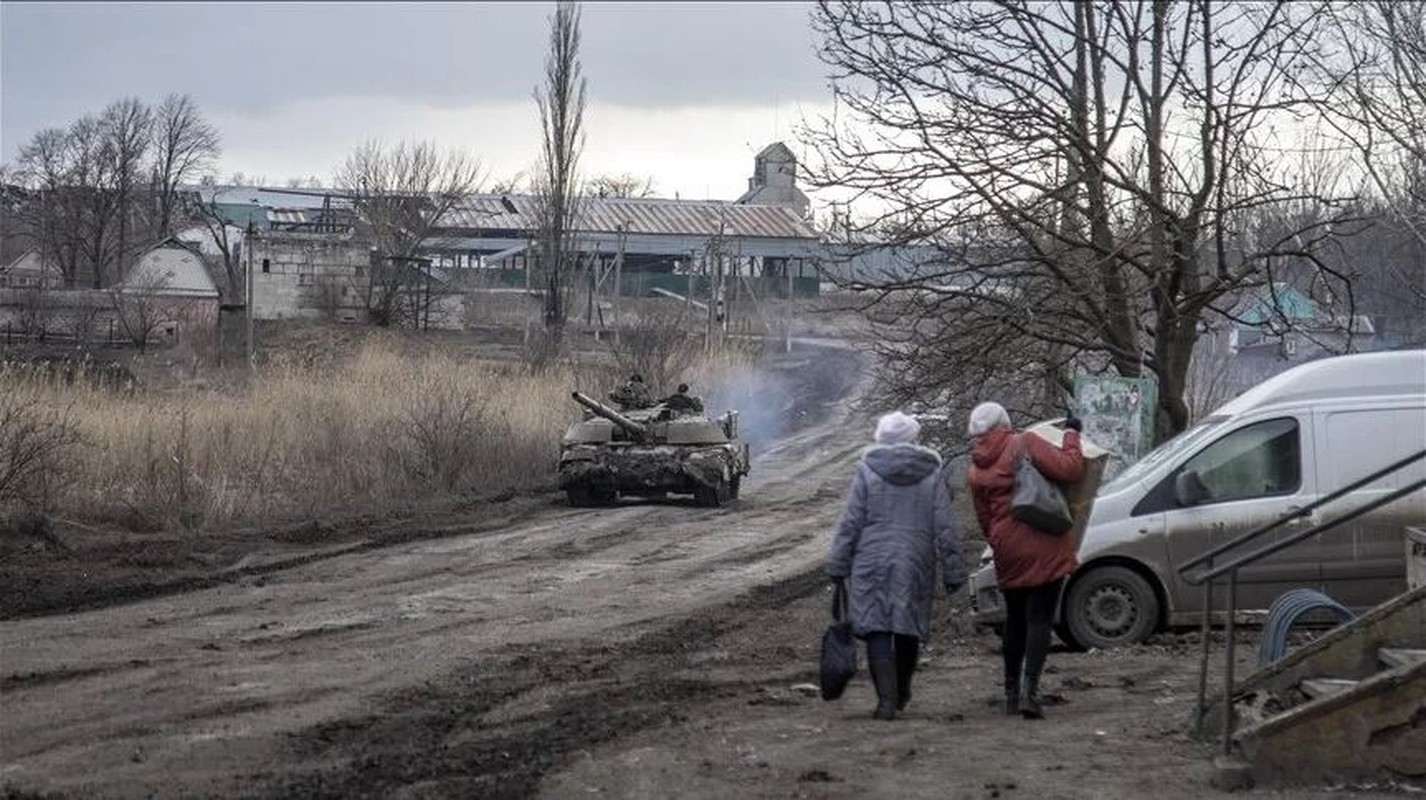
(1285, 505, 1315, 526)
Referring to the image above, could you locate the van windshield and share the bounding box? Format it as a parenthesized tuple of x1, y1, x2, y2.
(1101, 414, 1231, 493)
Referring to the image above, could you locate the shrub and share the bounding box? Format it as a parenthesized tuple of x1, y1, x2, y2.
(0, 380, 83, 512)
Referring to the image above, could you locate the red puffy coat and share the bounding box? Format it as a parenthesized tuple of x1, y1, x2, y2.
(968, 428, 1086, 590)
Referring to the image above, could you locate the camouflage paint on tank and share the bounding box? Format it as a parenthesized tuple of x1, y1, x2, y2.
(560, 391, 751, 506)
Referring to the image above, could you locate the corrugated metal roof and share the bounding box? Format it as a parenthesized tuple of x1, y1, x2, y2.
(188, 186, 819, 241)
(198, 185, 341, 210)
(439, 194, 817, 240)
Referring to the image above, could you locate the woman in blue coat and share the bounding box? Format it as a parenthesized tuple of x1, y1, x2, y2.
(826, 411, 966, 720)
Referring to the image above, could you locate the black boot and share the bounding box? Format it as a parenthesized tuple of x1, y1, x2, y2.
(868, 658, 899, 720)
(1004, 676, 1020, 716)
(1020, 674, 1044, 720)
(895, 641, 919, 711)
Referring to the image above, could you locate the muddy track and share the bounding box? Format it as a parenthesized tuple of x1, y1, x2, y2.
(0, 343, 871, 798)
(263, 569, 827, 800)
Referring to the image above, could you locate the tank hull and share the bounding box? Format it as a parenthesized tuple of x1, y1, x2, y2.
(558, 442, 748, 506)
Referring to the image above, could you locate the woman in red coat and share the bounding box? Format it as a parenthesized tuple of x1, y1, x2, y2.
(967, 401, 1086, 719)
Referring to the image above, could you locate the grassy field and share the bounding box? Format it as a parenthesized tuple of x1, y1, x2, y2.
(1, 328, 761, 533)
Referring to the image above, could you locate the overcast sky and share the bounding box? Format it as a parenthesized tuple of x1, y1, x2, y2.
(1, 1, 832, 200)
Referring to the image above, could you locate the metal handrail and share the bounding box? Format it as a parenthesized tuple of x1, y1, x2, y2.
(1185, 449, 1426, 756)
(1177, 449, 1426, 576)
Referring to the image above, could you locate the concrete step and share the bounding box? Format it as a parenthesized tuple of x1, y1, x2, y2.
(1378, 647, 1426, 669)
(1234, 655, 1426, 783)
(1300, 678, 1359, 699)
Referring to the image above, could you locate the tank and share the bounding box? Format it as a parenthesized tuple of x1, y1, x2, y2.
(558, 390, 751, 507)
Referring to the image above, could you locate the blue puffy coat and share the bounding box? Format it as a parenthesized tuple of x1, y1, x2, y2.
(826, 444, 965, 640)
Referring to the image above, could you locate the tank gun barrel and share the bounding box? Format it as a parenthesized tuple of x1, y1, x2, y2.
(571, 391, 650, 440)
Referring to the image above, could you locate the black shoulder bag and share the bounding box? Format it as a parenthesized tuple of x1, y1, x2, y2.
(819, 580, 858, 700)
(1010, 434, 1074, 535)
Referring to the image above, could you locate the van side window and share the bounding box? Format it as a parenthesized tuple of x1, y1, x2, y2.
(1179, 417, 1301, 504)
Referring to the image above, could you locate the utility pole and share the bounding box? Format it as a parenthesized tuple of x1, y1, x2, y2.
(613, 223, 626, 344)
(245, 221, 256, 372)
(786, 261, 794, 354)
(704, 247, 715, 352)
(524, 243, 532, 346)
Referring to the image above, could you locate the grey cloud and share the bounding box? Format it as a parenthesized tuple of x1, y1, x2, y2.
(2, 1, 827, 155)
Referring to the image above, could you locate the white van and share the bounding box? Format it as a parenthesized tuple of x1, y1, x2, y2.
(966, 350, 1426, 650)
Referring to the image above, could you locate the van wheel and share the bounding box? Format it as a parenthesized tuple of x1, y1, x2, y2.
(728, 476, 741, 500)
(1062, 566, 1160, 650)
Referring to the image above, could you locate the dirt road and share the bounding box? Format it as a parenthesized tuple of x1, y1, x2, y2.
(1, 344, 874, 798)
(3, 341, 1400, 799)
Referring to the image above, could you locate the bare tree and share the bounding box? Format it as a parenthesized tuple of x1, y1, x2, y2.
(151, 94, 220, 237)
(533, 1, 588, 348)
(490, 172, 527, 194)
(589, 173, 655, 199)
(14, 100, 156, 290)
(13, 128, 88, 288)
(806, 1, 1356, 438)
(1311, 1, 1426, 342)
(100, 98, 154, 282)
(190, 198, 244, 300)
(70, 115, 126, 289)
(111, 266, 174, 354)
(334, 140, 484, 326)
(607, 302, 703, 395)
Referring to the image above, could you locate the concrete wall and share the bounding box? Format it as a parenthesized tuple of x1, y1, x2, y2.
(249, 232, 369, 320)
(0, 288, 218, 356)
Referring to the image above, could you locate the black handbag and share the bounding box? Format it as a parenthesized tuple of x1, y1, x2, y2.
(819, 579, 857, 701)
(1011, 435, 1074, 535)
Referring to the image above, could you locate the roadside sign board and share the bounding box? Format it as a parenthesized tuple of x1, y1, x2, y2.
(1074, 375, 1158, 479)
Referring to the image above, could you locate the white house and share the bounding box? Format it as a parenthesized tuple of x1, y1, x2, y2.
(125, 239, 221, 299)
(117, 240, 222, 344)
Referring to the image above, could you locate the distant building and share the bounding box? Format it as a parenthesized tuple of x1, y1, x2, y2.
(189, 143, 827, 322)
(1194, 281, 1380, 402)
(0, 249, 62, 290)
(119, 239, 222, 343)
(246, 230, 369, 322)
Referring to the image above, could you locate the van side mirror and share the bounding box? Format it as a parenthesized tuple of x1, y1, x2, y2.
(1174, 471, 1205, 507)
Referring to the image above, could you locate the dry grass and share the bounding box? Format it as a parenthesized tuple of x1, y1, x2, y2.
(2, 336, 761, 531)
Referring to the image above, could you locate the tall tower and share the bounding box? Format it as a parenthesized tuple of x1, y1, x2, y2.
(737, 142, 810, 218)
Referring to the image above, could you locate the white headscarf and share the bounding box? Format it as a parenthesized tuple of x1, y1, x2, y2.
(874, 411, 921, 445)
(967, 401, 1011, 437)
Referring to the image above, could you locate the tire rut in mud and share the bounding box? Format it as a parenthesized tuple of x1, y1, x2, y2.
(259, 569, 827, 799)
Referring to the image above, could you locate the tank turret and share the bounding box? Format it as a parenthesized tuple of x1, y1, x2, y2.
(571, 391, 650, 441)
